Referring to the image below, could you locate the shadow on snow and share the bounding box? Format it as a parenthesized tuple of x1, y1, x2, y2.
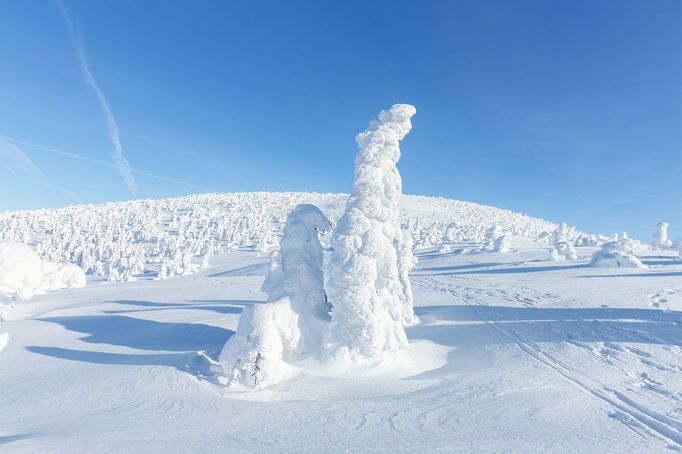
(26, 312, 234, 377)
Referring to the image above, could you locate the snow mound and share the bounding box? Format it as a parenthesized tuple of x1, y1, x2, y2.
(218, 299, 301, 389)
(589, 241, 645, 268)
(0, 332, 8, 353)
(0, 242, 86, 303)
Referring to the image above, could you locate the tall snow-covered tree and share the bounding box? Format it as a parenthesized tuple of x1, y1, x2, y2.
(327, 104, 418, 361)
(651, 222, 672, 250)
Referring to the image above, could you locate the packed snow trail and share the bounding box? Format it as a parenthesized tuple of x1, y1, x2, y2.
(411, 275, 682, 448)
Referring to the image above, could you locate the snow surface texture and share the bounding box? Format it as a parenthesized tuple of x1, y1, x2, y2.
(0, 332, 8, 354)
(219, 204, 330, 388)
(590, 241, 646, 268)
(327, 104, 418, 362)
(0, 242, 85, 305)
(1, 233, 680, 452)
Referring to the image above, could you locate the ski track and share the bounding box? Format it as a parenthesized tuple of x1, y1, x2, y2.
(412, 274, 682, 450)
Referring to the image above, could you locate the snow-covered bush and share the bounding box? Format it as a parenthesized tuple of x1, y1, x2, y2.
(590, 241, 645, 268)
(484, 225, 503, 250)
(219, 204, 330, 388)
(493, 235, 512, 253)
(0, 242, 86, 304)
(651, 222, 672, 250)
(549, 242, 577, 261)
(327, 104, 418, 362)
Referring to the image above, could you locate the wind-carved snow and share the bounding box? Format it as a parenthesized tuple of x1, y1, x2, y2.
(327, 104, 418, 362)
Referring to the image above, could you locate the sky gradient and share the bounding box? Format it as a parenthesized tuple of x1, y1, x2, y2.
(1, 0, 680, 240)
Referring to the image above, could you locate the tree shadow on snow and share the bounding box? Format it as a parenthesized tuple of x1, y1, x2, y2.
(101, 299, 258, 315)
(579, 271, 682, 278)
(410, 305, 682, 349)
(26, 315, 234, 377)
(425, 263, 590, 276)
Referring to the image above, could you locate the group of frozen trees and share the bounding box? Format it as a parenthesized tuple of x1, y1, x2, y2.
(219, 104, 420, 388)
(0, 189, 568, 284)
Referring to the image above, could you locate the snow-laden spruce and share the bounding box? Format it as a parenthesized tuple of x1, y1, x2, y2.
(218, 204, 330, 388)
(590, 240, 645, 268)
(327, 104, 418, 362)
(651, 222, 672, 250)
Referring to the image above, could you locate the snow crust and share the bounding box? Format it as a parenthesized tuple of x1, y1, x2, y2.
(327, 104, 418, 361)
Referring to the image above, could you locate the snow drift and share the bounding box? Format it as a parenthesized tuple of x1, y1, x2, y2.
(590, 241, 645, 268)
(0, 242, 86, 304)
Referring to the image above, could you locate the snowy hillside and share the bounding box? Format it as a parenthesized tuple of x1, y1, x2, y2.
(0, 189, 680, 452)
(0, 191, 587, 283)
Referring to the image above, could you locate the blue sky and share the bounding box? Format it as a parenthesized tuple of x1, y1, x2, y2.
(0, 0, 680, 240)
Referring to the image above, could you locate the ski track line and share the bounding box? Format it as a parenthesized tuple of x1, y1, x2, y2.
(412, 275, 682, 449)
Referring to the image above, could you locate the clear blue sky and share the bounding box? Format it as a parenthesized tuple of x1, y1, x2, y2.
(1, 0, 680, 240)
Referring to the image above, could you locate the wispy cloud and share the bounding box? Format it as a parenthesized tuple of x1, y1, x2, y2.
(58, 1, 138, 194)
(2, 135, 214, 193)
(0, 137, 78, 200)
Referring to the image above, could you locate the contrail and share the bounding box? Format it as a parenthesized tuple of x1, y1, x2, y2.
(58, 1, 138, 194)
(0, 137, 78, 200)
(2, 136, 214, 193)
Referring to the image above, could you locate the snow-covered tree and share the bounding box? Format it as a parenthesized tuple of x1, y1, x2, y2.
(651, 222, 672, 250)
(493, 234, 512, 253)
(219, 204, 330, 388)
(326, 104, 418, 362)
(261, 204, 330, 350)
(550, 242, 577, 261)
(484, 225, 503, 250)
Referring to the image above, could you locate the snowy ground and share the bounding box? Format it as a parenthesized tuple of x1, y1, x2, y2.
(1, 238, 681, 452)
